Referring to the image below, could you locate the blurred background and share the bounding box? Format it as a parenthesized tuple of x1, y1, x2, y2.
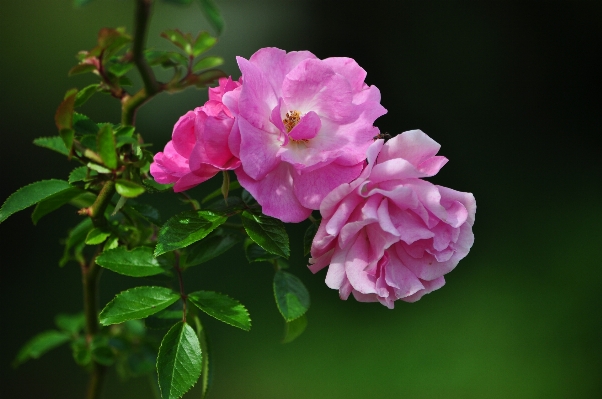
(1, 0, 601, 398)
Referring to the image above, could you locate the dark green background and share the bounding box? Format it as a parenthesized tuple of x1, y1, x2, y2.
(1, 1, 600, 398)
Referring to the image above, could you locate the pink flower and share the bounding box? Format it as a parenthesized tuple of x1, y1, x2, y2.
(150, 77, 242, 192)
(222, 47, 386, 222)
(308, 130, 476, 308)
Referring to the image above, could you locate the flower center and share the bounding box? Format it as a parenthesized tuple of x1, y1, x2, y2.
(283, 110, 301, 133)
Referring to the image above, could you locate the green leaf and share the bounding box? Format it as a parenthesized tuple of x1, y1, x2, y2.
(68, 166, 89, 183)
(198, 0, 224, 35)
(0, 180, 71, 224)
(73, 113, 99, 135)
(143, 178, 174, 192)
(119, 76, 134, 86)
(71, 336, 91, 366)
(59, 128, 75, 154)
(99, 286, 180, 325)
(55, 89, 77, 131)
(13, 330, 70, 367)
(103, 236, 119, 251)
(192, 56, 223, 73)
(145, 50, 187, 68)
(244, 238, 279, 263)
(161, 29, 192, 54)
(107, 61, 134, 77)
(155, 210, 227, 256)
(91, 336, 115, 366)
(85, 227, 111, 245)
(303, 221, 319, 256)
(282, 314, 307, 343)
(31, 187, 84, 225)
(157, 321, 202, 399)
(181, 231, 241, 268)
(241, 211, 290, 258)
(192, 69, 227, 88)
(33, 136, 69, 156)
(201, 180, 240, 204)
(97, 28, 132, 59)
(115, 125, 135, 138)
(55, 313, 85, 335)
(273, 270, 310, 322)
(188, 291, 251, 331)
(87, 162, 111, 174)
(97, 124, 118, 169)
(111, 195, 128, 216)
(74, 84, 99, 107)
(96, 246, 167, 277)
(192, 31, 217, 57)
(126, 202, 161, 225)
(115, 179, 145, 198)
(68, 63, 96, 76)
(60, 218, 93, 267)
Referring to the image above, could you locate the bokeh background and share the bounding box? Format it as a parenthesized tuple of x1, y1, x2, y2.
(1, 1, 601, 398)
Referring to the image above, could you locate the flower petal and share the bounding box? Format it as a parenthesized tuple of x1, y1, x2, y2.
(235, 163, 311, 223)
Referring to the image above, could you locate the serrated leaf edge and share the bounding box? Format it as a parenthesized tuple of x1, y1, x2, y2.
(188, 291, 251, 331)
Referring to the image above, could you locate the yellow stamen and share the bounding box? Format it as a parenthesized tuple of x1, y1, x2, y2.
(283, 110, 301, 133)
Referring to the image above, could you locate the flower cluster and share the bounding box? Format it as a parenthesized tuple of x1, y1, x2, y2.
(151, 47, 476, 307)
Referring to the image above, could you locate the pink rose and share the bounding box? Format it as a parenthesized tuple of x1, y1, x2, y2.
(308, 130, 476, 308)
(150, 77, 242, 192)
(222, 47, 386, 222)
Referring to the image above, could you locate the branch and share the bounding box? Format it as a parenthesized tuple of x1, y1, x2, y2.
(82, 250, 107, 399)
(174, 252, 187, 322)
(79, 180, 116, 228)
(122, 0, 161, 126)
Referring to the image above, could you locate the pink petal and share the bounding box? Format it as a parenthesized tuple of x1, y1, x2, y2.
(235, 163, 311, 223)
(401, 277, 445, 303)
(248, 48, 316, 98)
(171, 111, 197, 158)
(437, 185, 477, 226)
(236, 56, 278, 128)
(282, 58, 355, 123)
(322, 57, 367, 93)
(288, 111, 321, 141)
(308, 248, 334, 274)
(293, 161, 363, 210)
(238, 117, 281, 180)
(173, 170, 215, 192)
(344, 230, 377, 295)
(377, 129, 441, 166)
(384, 250, 425, 298)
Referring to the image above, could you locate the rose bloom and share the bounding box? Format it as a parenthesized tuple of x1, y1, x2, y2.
(150, 77, 242, 192)
(308, 130, 476, 308)
(222, 47, 386, 222)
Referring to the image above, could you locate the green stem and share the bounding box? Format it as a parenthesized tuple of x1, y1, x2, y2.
(174, 252, 187, 322)
(81, 180, 116, 228)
